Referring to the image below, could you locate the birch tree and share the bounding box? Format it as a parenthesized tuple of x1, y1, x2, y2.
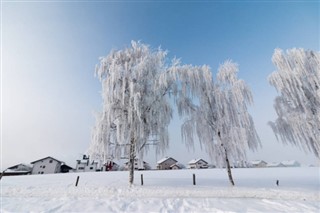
(181, 61, 260, 186)
(89, 41, 212, 185)
(268, 48, 320, 158)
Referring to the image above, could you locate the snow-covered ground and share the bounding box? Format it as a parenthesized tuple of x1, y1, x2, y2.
(1, 167, 319, 212)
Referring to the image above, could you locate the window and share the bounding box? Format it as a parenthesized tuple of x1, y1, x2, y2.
(49, 160, 53, 163)
(78, 167, 84, 170)
(43, 165, 46, 168)
(90, 167, 93, 170)
(41, 172, 44, 174)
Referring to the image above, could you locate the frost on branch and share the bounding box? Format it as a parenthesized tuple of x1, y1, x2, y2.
(268, 48, 320, 158)
(88, 41, 212, 184)
(181, 60, 260, 185)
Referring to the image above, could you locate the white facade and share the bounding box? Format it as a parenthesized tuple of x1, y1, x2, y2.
(188, 159, 208, 169)
(75, 160, 98, 172)
(31, 157, 62, 175)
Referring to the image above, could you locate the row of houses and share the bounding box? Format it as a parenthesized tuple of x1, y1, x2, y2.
(2, 156, 210, 176)
(2, 156, 302, 176)
(250, 160, 301, 168)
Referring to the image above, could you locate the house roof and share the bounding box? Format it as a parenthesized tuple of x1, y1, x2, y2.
(188, 159, 208, 164)
(157, 157, 177, 164)
(30, 156, 64, 164)
(7, 163, 32, 170)
(60, 164, 74, 170)
(251, 160, 267, 165)
(104, 161, 119, 166)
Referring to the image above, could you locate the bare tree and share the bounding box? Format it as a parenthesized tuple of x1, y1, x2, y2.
(268, 48, 320, 158)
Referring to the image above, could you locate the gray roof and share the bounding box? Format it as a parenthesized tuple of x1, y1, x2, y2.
(30, 156, 64, 164)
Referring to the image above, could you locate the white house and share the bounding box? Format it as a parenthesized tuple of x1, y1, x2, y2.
(157, 157, 178, 170)
(188, 159, 209, 169)
(75, 155, 98, 172)
(250, 160, 267, 168)
(8, 164, 32, 173)
(170, 163, 185, 170)
(30, 156, 63, 175)
(282, 160, 300, 167)
(124, 159, 151, 170)
(3, 163, 33, 176)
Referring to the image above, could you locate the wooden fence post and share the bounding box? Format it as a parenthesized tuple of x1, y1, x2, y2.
(193, 173, 196, 185)
(75, 176, 80, 187)
(141, 174, 144, 186)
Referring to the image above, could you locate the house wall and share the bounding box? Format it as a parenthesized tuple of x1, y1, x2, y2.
(32, 158, 61, 175)
(76, 162, 97, 172)
(189, 160, 208, 169)
(157, 158, 177, 170)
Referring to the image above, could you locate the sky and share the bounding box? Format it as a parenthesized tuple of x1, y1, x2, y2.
(1, 0, 319, 170)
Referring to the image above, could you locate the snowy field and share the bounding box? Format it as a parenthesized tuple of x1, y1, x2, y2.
(1, 167, 319, 213)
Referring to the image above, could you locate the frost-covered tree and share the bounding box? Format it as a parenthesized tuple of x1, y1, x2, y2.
(89, 41, 212, 184)
(181, 61, 260, 186)
(268, 48, 320, 158)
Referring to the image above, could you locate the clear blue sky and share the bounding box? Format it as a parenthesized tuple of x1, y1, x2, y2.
(1, 1, 319, 169)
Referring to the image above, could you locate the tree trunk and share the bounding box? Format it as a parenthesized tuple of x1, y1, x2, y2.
(225, 149, 235, 186)
(129, 138, 135, 185)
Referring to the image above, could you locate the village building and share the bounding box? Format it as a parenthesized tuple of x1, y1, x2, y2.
(124, 159, 151, 170)
(282, 160, 301, 167)
(30, 156, 64, 175)
(2, 164, 32, 176)
(101, 161, 120, 171)
(188, 159, 209, 169)
(267, 162, 285, 168)
(170, 163, 185, 170)
(60, 164, 74, 173)
(75, 155, 98, 172)
(250, 160, 267, 168)
(156, 157, 178, 170)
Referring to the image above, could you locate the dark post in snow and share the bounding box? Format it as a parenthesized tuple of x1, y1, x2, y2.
(141, 174, 144, 186)
(0, 170, 7, 180)
(193, 173, 196, 185)
(75, 176, 80, 187)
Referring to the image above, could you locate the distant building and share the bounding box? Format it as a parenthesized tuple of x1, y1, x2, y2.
(170, 163, 185, 170)
(101, 161, 119, 171)
(250, 160, 267, 168)
(233, 161, 250, 168)
(281, 160, 300, 167)
(75, 155, 98, 172)
(30, 156, 63, 175)
(2, 164, 33, 176)
(267, 162, 285, 168)
(157, 157, 178, 170)
(60, 164, 74, 173)
(8, 164, 32, 173)
(124, 159, 151, 170)
(188, 159, 209, 169)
